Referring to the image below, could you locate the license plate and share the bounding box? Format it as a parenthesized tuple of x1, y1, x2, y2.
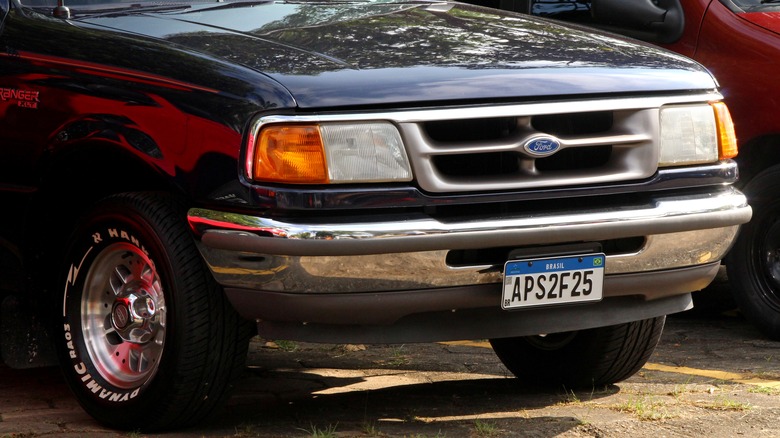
(501, 253, 605, 310)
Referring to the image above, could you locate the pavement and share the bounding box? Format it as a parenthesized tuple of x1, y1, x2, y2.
(2, 285, 780, 437)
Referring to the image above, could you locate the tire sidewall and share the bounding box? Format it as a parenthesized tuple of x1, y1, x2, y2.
(727, 167, 780, 336)
(490, 316, 665, 387)
(56, 204, 177, 415)
(495, 330, 600, 386)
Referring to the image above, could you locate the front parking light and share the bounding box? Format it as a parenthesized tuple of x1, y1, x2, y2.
(249, 121, 412, 184)
(252, 124, 329, 183)
(712, 102, 738, 160)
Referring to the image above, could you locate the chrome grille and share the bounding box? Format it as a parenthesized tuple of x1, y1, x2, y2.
(401, 107, 658, 193)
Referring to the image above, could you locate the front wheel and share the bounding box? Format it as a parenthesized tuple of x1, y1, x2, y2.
(54, 193, 251, 431)
(490, 316, 665, 388)
(726, 166, 780, 340)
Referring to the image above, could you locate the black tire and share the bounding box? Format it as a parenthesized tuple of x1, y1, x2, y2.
(489, 316, 665, 388)
(54, 192, 252, 431)
(726, 165, 780, 340)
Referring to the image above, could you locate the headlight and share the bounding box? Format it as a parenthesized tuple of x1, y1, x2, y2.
(248, 121, 412, 184)
(658, 102, 737, 167)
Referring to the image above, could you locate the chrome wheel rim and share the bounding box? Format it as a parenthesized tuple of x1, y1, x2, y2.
(81, 242, 166, 389)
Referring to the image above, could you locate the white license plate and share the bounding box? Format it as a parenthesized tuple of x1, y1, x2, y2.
(501, 253, 605, 310)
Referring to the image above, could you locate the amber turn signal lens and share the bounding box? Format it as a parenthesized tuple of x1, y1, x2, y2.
(253, 125, 329, 183)
(712, 102, 738, 160)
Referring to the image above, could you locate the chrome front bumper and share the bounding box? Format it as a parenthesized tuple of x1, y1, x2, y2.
(189, 185, 750, 293)
(188, 185, 750, 341)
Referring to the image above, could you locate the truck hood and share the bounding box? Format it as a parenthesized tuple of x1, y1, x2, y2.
(77, 0, 716, 108)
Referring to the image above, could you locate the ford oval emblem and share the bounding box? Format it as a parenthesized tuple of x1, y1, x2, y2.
(523, 136, 562, 157)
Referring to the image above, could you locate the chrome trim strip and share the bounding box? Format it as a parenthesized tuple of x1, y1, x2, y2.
(189, 186, 750, 257)
(251, 93, 723, 127)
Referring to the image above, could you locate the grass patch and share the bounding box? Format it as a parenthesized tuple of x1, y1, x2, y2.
(748, 386, 780, 395)
(558, 388, 580, 405)
(273, 339, 299, 352)
(233, 423, 256, 437)
(668, 384, 688, 399)
(557, 384, 612, 405)
(389, 345, 411, 367)
(474, 419, 500, 436)
(361, 420, 381, 436)
(299, 423, 339, 438)
(695, 396, 752, 411)
(611, 396, 670, 421)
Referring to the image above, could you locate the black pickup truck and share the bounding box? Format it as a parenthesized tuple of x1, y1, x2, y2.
(0, 0, 751, 431)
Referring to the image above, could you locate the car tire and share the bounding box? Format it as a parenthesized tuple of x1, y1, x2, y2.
(54, 192, 252, 431)
(726, 165, 780, 340)
(489, 316, 665, 388)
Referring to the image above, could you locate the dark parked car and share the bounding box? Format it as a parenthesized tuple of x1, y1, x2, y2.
(492, 0, 780, 340)
(0, 0, 751, 431)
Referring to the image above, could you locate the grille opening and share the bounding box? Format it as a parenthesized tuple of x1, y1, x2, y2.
(425, 112, 616, 178)
(531, 111, 613, 136)
(536, 145, 612, 171)
(446, 237, 646, 267)
(433, 152, 519, 177)
(424, 117, 519, 142)
(432, 145, 612, 177)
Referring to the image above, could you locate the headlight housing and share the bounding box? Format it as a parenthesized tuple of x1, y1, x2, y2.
(658, 102, 737, 167)
(248, 121, 412, 184)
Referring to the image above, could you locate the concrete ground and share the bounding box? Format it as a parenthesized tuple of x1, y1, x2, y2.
(2, 285, 780, 437)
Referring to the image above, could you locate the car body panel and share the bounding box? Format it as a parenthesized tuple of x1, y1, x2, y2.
(740, 11, 780, 34)
(694, 4, 780, 152)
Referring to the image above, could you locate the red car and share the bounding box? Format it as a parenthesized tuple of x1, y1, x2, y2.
(679, 1, 780, 341)
(497, 0, 780, 339)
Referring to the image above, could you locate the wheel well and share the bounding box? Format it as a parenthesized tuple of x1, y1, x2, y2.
(23, 144, 183, 301)
(40, 146, 176, 213)
(735, 134, 780, 189)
